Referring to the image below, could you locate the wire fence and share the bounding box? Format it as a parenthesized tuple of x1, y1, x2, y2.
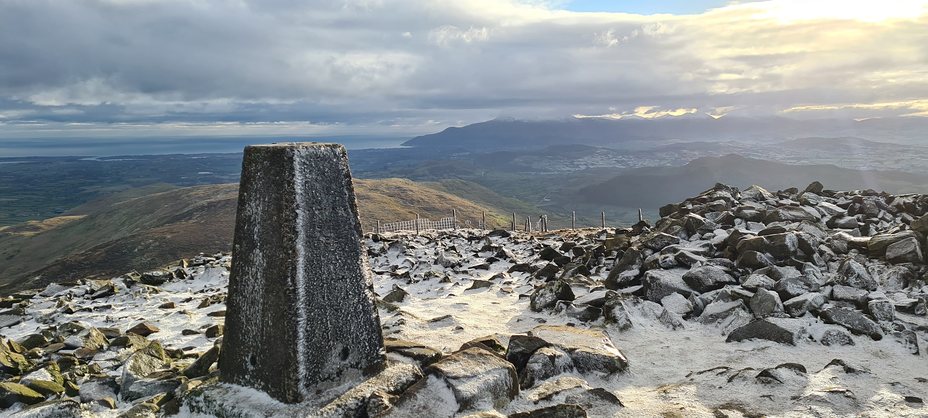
(378, 216, 455, 233)
(370, 208, 644, 234)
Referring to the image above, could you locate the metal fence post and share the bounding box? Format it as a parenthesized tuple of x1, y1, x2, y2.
(452, 209, 457, 230)
(376, 220, 381, 234)
(482, 211, 486, 230)
(601, 211, 605, 228)
(571, 211, 576, 230)
(511, 213, 516, 231)
(638, 208, 643, 223)
(415, 213, 420, 234)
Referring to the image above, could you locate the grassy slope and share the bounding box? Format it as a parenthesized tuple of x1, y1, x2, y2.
(0, 178, 532, 294)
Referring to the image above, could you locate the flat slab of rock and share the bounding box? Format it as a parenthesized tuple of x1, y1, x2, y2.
(186, 362, 422, 417)
(426, 347, 519, 411)
(529, 325, 628, 375)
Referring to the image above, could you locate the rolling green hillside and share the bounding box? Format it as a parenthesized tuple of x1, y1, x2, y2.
(0, 178, 539, 295)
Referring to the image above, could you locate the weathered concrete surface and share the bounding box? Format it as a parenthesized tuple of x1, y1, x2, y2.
(219, 143, 384, 403)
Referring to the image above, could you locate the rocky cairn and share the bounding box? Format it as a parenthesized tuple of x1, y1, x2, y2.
(0, 181, 926, 416)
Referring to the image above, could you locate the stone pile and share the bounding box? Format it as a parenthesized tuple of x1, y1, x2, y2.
(0, 254, 229, 417)
(596, 182, 927, 351)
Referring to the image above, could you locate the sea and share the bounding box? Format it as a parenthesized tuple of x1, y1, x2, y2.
(0, 136, 409, 158)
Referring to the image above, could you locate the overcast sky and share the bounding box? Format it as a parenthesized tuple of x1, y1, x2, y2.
(0, 0, 926, 138)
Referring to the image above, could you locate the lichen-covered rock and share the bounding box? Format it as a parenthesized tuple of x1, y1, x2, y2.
(24, 380, 64, 397)
(0, 338, 31, 375)
(121, 342, 171, 397)
(0, 382, 45, 408)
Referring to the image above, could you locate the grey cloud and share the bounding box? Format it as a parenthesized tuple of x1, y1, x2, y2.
(0, 0, 926, 137)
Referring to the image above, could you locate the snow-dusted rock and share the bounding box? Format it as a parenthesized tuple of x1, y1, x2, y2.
(425, 347, 519, 411)
(820, 307, 883, 340)
(727, 318, 810, 345)
(529, 325, 627, 375)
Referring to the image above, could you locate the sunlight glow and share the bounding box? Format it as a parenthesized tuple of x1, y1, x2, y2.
(574, 106, 698, 120)
(743, 0, 927, 23)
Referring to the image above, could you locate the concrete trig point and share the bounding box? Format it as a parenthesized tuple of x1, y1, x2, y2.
(219, 142, 384, 403)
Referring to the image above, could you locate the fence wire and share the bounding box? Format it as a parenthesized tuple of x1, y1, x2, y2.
(376, 216, 457, 233)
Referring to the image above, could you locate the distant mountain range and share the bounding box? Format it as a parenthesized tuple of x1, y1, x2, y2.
(403, 117, 928, 151)
(576, 154, 928, 208)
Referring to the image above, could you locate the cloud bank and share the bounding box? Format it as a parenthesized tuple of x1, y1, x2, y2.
(0, 0, 926, 137)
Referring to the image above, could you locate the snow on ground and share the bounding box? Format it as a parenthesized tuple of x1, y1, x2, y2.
(2, 230, 927, 417)
(367, 230, 928, 417)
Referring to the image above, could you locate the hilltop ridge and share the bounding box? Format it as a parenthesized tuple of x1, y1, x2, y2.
(0, 178, 525, 294)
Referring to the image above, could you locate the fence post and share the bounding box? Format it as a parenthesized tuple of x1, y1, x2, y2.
(452, 209, 457, 230)
(376, 220, 381, 234)
(601, 211, 605, 229)
(482, 211, 486, 230)
(511, 213, 516, 231)
(415, 213, 420, 234)
(638, 208, 643, 223)
(571, 211, 576, 230)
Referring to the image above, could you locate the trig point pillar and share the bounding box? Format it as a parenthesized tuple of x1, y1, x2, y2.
(219, 142, 384, 403)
